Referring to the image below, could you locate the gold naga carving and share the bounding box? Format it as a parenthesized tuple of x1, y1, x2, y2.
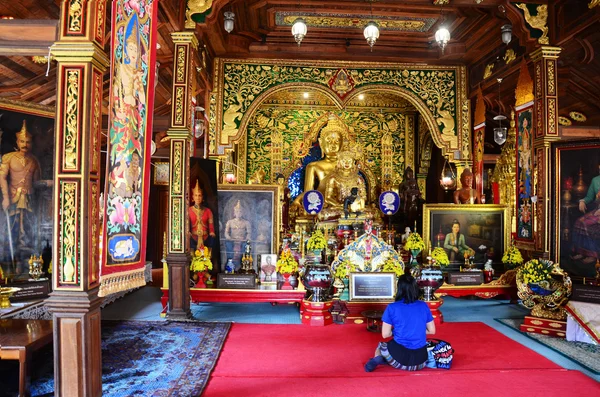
(516, 4, 549, 45)
(504, 49, 516, 65)
(185, 0, 213, 29)
(483, 63, 494, 79)
(590, 0, 600, 9)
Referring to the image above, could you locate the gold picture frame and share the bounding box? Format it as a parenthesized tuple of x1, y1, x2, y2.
(349, 272, 397, 302)
(217, 184, 281, 272)
(153, 161, 169, 185)
(423, 204, 510, 268)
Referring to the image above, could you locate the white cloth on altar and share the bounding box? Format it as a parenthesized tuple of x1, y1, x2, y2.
(566, 301, 600, 345)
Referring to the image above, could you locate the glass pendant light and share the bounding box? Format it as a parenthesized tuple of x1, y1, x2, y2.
(494, 78, 507, 145)
(440, 156, 457, 191)
(291, 18, 307, 46)
(364, 21, 379, 51)
(435, 4, 451, 54)
(224, 11, 235, 33)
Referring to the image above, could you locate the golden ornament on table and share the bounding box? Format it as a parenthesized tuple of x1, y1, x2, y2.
(0, 287, 21, 309)
(28, 254, 45, 281)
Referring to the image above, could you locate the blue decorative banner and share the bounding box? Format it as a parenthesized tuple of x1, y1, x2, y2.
(303, 190, 324, 214)
(379, 191, 400, 215)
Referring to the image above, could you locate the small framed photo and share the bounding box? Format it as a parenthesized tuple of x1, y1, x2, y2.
(153, 161, 169, 185)
(349, 272, 396, 302)
(259, 254, 278, 284)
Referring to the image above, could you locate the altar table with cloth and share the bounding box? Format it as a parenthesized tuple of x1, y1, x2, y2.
(565, 301, 600, 344)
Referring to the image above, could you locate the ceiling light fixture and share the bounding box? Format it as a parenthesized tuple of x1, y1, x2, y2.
(493, 78, 507, 145)
(363, 0, 379, 51)
(435, 4, 451, 54)
(499, 6, 512, 45)
(291, 18, 307, 46)
(224, 11, 235, 33)
(440, 156, 457, 191)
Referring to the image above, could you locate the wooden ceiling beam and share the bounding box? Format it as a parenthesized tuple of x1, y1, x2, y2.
(0, 19, 57, 55)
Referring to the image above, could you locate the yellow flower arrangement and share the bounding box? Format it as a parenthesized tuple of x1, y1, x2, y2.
(276, 248, 299, 275)
(404, 232, 426, 251)
(431, 247, 450, 267)
(307, 229, 327, 251)
(334, 260, 356, 279)
(190, 247, 213, 273)
(521, 259, 554, 284)
(382, 258, 405, 278)
(502, 245, 524, 269)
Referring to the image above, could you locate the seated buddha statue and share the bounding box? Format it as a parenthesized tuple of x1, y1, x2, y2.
(454, 168, 482, 204)
(319, 151, 376, 220)
(303, 116, 344, 195)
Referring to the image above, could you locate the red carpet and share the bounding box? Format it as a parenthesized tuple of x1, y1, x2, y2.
(204, 322, 600, 396)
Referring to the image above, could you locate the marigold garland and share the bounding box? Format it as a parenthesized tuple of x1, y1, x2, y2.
(307, 229, 327, 251)
(276, 248, 299, 274)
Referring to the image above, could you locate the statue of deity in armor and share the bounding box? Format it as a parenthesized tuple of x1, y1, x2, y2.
(188, 180, 215, 251)
(223, 200, 251, 266)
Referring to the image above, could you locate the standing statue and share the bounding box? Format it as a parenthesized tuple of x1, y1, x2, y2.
(398, 167, 423, 228)
(0, 121, 41, 267)
(454, 169, 482, 204)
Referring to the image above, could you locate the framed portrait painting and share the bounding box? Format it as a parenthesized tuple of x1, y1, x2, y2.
(551, 139, 600, 278)
(0, 99, 55, 277)
(423, 204, 510, 270)
(217, 184, 281, 272)
(258, 254, 278, 284)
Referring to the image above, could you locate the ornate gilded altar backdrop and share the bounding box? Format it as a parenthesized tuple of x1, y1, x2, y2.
(207, 59, 471, 169)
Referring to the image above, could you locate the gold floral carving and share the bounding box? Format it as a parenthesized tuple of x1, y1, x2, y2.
(504, 49, 516, 65)
(91, 71, 101, 174)
(546, 60, 556, 96)
(176, 46, 186, 83)
(171, 198, 183, 252)
(174, 86, 185, 126)
(405, 115, 415, 170)
(483, 63, 494, 80)
(172, 141, 183, 194)
(185, 0, 213, 29)
(95, 1, 105, 42)
(64, 69, 80, 171)
(68, 0, 83, 33)
(417, 178, 427, 200)
(209, 93, 217, 154)
(548, 98, 557, 135)
(516, 4, 549, 45)
(61, 181, 78, 284)
(474, 87, 485, 126)
(535, 148, 544, 249)
(271, 130, 283, 179)
(461, 99, 471, 160)
(433, 0, 450, 5)
(515, 61, 534, 107)
(558, 116, 572, 126)
(569, 111, 587, 122)
(281, 15, 427, 31)
(381, 132, 394, 189)
(90, 181, 99, 283)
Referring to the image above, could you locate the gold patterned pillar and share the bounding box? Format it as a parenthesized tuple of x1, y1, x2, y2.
(405, 112, 416, 171)
(531, 47, 561, 253)
(45, 1, 108, 396)
(166, 31, 198, 319)
(473, 87, 486, 198)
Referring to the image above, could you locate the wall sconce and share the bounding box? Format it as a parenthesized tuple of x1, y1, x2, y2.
(224, 11, 235, 33)
(440, 156, 457, 191)
(291, 18, 307, 46)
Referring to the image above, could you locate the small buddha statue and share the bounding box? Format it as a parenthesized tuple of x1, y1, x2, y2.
(454, 169, 482, 204)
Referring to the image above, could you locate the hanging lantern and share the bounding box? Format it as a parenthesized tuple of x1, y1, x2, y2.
(435, 26, 450, 53)
(363, 21, 380, 51)
(291, 18, 307, 46)
(224, 11, 235, 33)
(440, 157, 457, 191)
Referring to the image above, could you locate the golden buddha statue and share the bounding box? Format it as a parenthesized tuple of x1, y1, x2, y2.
(303, 116, 344, 195)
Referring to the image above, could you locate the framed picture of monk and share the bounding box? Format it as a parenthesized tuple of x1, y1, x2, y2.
(0, 99, 55, 279)
(551, 139, 600, 278)
(217, 184, 281, 273)
(422, 204, 510, 270)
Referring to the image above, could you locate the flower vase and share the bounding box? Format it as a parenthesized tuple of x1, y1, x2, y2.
(410, 249, 421, 266)
(340, 278, 349, 301)
(195, 272, 208, 288)
(280, 273, 294, 290)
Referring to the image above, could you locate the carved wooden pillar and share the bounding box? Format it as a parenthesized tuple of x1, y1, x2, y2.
(405, 112, 416, 172)
(473, 88, 486, 198)
(166, 32, 198, 319)
(45, 1, 108, 396)
(531, 47, 561, 253)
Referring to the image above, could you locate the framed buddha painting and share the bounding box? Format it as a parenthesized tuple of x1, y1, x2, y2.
(551, 139, 600, 278)
(0, 99, 55, 278)
(217, 184, 281, 272)
(422, 204, 510, 270)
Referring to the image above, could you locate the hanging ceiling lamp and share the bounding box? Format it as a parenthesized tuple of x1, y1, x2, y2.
(224, 11, 235, 33)
(499, 6, 512, 45)
(291, 18, 307, 46)
(440, 156, 457, 191)
(364, 21, 380, 51)
(494, 78, 508, 145)
(435, 4, 451, 54)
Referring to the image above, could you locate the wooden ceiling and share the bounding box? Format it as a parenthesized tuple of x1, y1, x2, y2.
(0, 0, 598, 141)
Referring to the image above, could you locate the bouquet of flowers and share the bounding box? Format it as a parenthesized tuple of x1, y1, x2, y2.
(307, 229, 327, 251)
(404, 232, 426, 252)
(382, 258, 405, 277)
(276, 248, 299, 275)
(502, 245, 524, 269)
(521, 259, 554, 284)
(190, 247, 213, 273)
(431, 247, 450, 267)
(334, 260, 356, 279)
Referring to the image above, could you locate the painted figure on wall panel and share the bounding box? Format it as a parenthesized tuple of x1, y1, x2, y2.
(555, 143, 600, 278)
(0, 107, 54, 277)
(516, 109, 533, 240)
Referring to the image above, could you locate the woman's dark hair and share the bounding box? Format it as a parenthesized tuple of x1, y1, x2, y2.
(395, 274, 420, 303)
(450, 219, 462, 238)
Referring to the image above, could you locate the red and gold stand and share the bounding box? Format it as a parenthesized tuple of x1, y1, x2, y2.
(301, 300, 334, 326)
(520, 316, 566, 338)
(426, 299, 444, 325)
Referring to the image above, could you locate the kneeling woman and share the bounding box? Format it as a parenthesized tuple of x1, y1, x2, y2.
(365, 274, 436, 372)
